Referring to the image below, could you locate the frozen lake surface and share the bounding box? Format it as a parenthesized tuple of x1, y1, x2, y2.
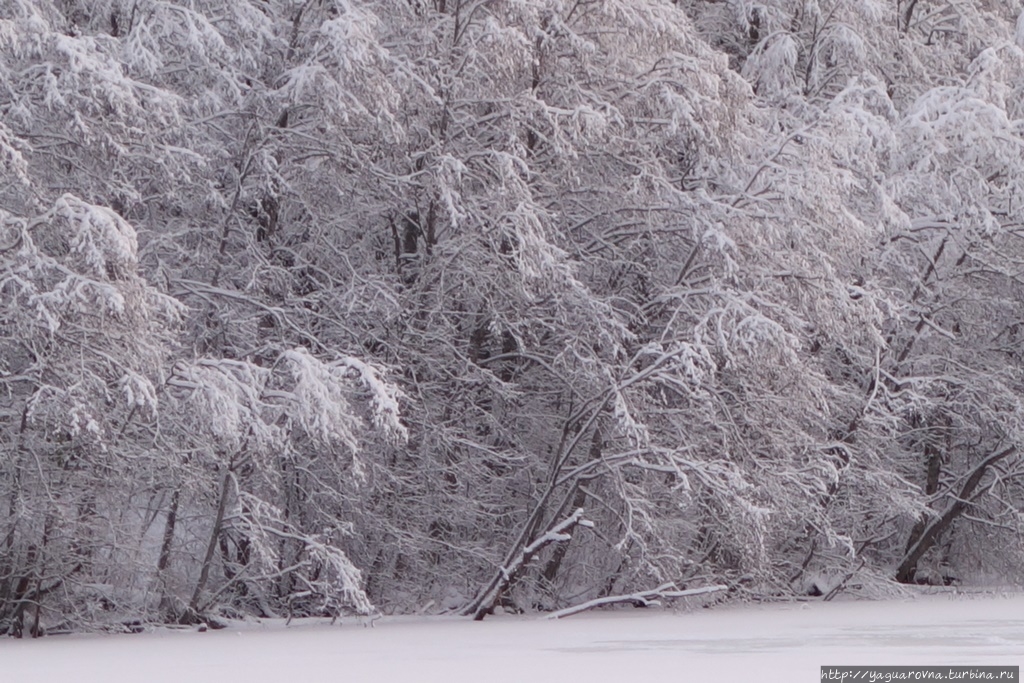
(4, 592, 1023, 682)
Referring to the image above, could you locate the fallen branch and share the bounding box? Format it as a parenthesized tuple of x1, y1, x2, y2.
(545, 583, 728, 619)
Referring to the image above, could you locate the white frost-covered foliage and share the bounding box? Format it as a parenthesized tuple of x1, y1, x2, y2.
(333, 355, 407, 442)
(0, 196, 181, 634)
(0, 190, 403, 630)
(170, 349, 402, 456)
(4, 0, 1024, 635)
(743, 33, 799, 97)
(159, 347, 404, 621)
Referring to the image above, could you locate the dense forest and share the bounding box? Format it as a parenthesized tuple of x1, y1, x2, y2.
(3, 0, 1024, 636)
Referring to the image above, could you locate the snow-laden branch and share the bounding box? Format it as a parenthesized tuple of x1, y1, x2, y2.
(520, 508, 592, 557)
(545, 583, 728, 619)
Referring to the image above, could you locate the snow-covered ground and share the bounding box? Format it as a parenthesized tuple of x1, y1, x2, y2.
(4, 592, 1023, 682)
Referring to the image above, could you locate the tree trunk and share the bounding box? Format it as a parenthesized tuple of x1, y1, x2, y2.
(157, 488, 180, 619)
(903, 441, 943, 558)
(540, 430, 601, 591)
(896, 446, 1016, 583)
(188, 470, 232, 617)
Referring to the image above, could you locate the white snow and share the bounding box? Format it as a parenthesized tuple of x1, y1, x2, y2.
(4, 593, 1022, 682)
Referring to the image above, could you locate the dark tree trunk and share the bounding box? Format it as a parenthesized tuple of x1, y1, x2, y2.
(188, 470, 232, 618)
(896, 447, 1016, 583)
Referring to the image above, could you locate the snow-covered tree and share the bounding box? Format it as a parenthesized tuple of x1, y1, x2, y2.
(0, 195, 181, 635)
(6, 0, 1024, 634)
(1, 2, 406, 632)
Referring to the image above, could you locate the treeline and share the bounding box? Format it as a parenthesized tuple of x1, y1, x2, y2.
(2, 0, 1024, 635)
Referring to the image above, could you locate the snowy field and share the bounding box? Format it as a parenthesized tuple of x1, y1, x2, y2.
(4, 592, 1023, 682)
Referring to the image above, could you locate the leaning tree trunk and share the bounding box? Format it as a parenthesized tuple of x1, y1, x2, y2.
(187, 469, 233, 621)
(895, 446, 1016, 584)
